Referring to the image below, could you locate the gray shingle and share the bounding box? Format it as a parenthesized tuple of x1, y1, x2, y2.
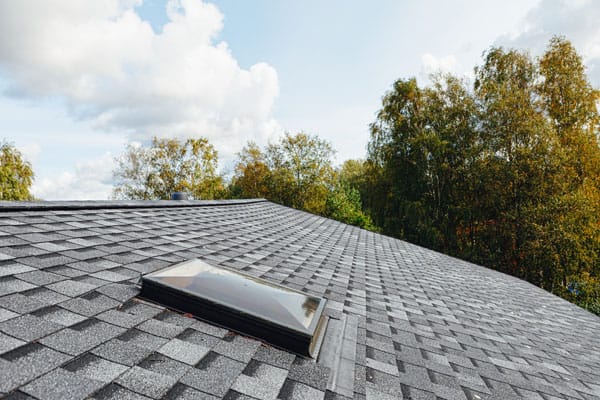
(190, 319, 228, 338)
(138, 353, 190, 379)
(0, 314, 63, 341)
(33, 306, 87, 326)
(15, 270, 66, 286)
(180, 352, 246, 397)
(0, 245, 44, 258)
(287, 358, 331, 391)
(91, 270, 134, 282)
(104, 253, 147, 265)
(32, 242, 72, 252)
(22, 368, 105, 400)
(0, 332, 25, 354)
(95, 283, 140, 302)
(0, 263, 35, 277)
(63, 353, 128, 383)
(95, 302, 161, 328)
(46, 279, 97, 297)
(59, 291, 121, 316)
(0, 277, 36, 296)
(253, 345, 296, 370)
(213, 334, 260, 363)
(0, 343, 72, 392)
(116, 366, 178, 399)
(72, 274, 109, 288)
(157, 338, 210, 365)
(61, 248, 109, 261)
(40, 319, 125, 356)
(91, 339, 153, 367)
(278, 379, 326, 400)
(68, 259, 120, 273)
(18, 253, 76, 268)
(231, 360, 288, 400)
(364, 386, 400, 400)
(1, 391, 38, 400)
(153, 310, 196, 327)
(176, 329, 221, 348)
(223, 391, 259, 400)
(93, 383, 153, 400)
(22, 287, 70, 305)
(117, 329, 169, 351)
(137, 318, 187, 338)
(0, 293, 47, 314)
(45, 265, 87, 278)
(164, 383, 219, 399)
(0, 307, 19, 322)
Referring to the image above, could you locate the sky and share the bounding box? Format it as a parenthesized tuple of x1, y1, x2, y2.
(1, 0, 599, 200)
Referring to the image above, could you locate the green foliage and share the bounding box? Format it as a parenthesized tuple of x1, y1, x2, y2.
(231, 135, 379, 230)
(539, 36, 600, 189)
(558, 273, 600, 316)
(265, 132, 335, 214)
(230, 142, 270, 199)
(324, 183, 377, 231)
(364, 36, 600, 314)
(113, 137, 225, 200)
(320, 159, 377, 230)
(367, 74, 480, 250)
(0, 142, 34, 200)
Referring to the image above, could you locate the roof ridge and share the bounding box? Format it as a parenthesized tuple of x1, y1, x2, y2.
(0, 198, 267, 212)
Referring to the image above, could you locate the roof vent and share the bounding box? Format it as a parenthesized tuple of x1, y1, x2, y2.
(139, 259, 327, 357)
(171, 192, 188, 200)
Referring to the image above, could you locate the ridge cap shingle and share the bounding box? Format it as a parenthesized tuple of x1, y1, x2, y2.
(0, 198, 267, 212)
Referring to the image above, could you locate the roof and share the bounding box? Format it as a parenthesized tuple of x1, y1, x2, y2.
(0, 199, 599, 400)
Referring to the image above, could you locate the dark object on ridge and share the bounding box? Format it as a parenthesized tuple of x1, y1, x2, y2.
(171, 192, 188, 200)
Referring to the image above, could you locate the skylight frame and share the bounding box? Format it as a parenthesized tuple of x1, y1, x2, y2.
(139, 259, 327, 357)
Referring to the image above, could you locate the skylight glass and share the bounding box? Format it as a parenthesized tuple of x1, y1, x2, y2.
(140, 259, 327, 357)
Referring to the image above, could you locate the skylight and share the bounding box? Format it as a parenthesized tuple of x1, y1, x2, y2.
(140, 259, 327, 357)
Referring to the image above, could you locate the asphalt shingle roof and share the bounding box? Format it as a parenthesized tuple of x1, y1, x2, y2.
(0, 199, 599, 400)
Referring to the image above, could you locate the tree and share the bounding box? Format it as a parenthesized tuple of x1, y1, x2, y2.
(538, 36, 600, 186)
(362, 38, 600, 307)
(324, 183, 376, 230)
(231, 138, 379, 230)
(366, 75, 479, 250)
(230, 142, 270, 199)
(322, 159, 377, 230)
(0, 142, 34, 200)
(533, 37, 600, 292)
(265, 132, 335, 214)
(363, 37, 600, 314)
(337, 159, 369, 196)
(473, 46, 561, 280)
(113, 137, 225, 200)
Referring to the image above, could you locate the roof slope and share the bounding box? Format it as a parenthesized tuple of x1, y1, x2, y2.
(0, 200, 599, 400)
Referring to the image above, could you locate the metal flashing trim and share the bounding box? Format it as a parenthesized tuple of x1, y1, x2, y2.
(139, 259, 327, 357)
(318, 313, 358, 397)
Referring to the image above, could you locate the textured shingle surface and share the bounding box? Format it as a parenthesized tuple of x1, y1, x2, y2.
(0, 199, 599, 399)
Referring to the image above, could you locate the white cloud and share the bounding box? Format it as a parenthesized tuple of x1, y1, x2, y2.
(497, 0, 600, 85)
(420, 53, 462, 81)
(0, 0, 280, 153)
(31, 153, 116, 200)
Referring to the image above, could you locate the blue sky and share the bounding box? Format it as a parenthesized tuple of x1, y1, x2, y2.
(1, 0, 599, 199)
